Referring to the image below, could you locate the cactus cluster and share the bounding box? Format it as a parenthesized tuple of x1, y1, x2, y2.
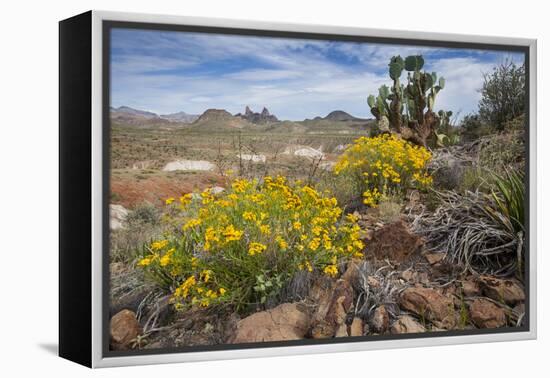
(368, 54, 450, 147)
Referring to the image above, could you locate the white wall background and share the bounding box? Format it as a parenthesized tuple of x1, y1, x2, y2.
(0, 0, 546, 376)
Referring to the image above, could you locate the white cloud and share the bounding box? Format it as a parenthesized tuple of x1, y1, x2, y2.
(224, 69, 303, 81)
(110, 29, 525, 120)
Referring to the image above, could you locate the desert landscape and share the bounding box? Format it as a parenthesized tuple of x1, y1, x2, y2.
(107, 32, 527, 352)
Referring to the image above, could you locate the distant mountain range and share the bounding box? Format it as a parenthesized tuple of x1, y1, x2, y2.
(110, 106, 199, 124)
(310, 110, 368, 122)
(159, 111, 200, 123)
(110, 105, 373, 132)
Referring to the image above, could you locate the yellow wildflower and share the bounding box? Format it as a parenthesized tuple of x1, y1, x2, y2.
(259, 224, 271, 235)
(137, 255, 155, 267)
(179, 193, 192, 206)
(151, 239, 169, 251)
(199, 269, 213, 283)
(243, 211, 256, 221)
(275, 235, 288, 250)
(248, 242, 267, 256)
(160, 248, 175, 267)
(223, 224, 243, 242)
(323, 264, 339, 277)
(182, 218, 202, 230)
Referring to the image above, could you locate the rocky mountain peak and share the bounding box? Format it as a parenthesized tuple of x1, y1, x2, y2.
(197, 109, 234, 122)
(237, 106, 278, 124)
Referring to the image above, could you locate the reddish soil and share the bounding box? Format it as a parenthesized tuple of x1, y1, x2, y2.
(111, 173, 227, 208)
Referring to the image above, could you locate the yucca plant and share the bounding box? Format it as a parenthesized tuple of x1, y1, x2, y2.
(491, 169, 525, 235)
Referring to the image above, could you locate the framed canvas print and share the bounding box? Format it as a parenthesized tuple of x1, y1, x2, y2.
(59, 10, 537, 368)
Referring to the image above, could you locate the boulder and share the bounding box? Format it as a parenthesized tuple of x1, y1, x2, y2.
(469, 298, 506, 328)
(461, 279, 482, 297)
(231, 303, 309, 343)
(390, 315, 426, 334)
(399, 287, 456, 329)
(110, 204, 128, 230)
(478, 276, 525, 305)
(311, 279, 354, 339)
(371, 305, 389, 333)
(110, 309, 141, 349)
(341, 258, 363, 286)
(366, 220, 424, 263)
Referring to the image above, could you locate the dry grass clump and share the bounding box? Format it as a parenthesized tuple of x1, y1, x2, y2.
(411, 190, 522, 276)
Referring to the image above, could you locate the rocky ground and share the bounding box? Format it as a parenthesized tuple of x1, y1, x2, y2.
(108, 131, 526, 350)
(109, 208, 526, 351)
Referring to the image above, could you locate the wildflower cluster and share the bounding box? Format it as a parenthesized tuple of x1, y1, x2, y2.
(138, 176, 365, 311)
(334, 134, 433, 206)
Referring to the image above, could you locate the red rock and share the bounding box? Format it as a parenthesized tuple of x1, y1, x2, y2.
(399, 287, 456, 328)
(311, 279, 354, 339)
(110, 309, 141, 349)
(478, 276, 525, 305)
(390, 315, 426, 334)
(469, 298, 506, 328)
(461, 279, 482, 297)
(231, 303, 310, 343)
(371, 305, 389, 333)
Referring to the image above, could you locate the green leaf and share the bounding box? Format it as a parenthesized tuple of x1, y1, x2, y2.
(439, 77, 446, 89)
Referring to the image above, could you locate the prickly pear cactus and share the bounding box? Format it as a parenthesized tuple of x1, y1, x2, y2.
(367, 54, 447, 147)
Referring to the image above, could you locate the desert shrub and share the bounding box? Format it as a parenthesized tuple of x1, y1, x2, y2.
(137, 176, 364, 312)
(460, 113, 494, 141)
(479, 128, 525, 174)
(111, 202, 163, 263)
(376, 196, 403, 223)
(433, 160, 466, 191)
(334, 134, 432, 207)
(479, 59, 525, 131)
(126, 202, 161, 225)
(458, 166, 492, 193)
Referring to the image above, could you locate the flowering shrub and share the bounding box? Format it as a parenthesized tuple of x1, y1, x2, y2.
(334, 134, 433, 206)
(137, 176, 364, 311)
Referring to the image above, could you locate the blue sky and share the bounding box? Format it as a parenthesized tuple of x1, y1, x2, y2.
(110, 28, 524, 121)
